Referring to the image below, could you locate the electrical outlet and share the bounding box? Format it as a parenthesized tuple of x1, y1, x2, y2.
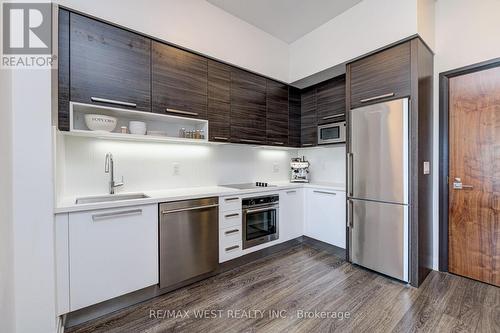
(273, 163, 280, 173)
(172, 162, 180, 176)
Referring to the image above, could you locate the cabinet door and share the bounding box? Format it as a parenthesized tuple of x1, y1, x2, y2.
(70, 13, 151, 111)
(279, 189, 304, 241)
(301, 87, 317, 147)
(305, 189, 346, 248)
(68, 205, 158, 311)
(152, 42, 208, 119)
(349, 42, 411, 109)
(230, 68, 267, 144)
(266, 80, 289, 146)
(317, 76, 346, 124)
(288, 87, 301, 147)
(208, 60, 231, 142)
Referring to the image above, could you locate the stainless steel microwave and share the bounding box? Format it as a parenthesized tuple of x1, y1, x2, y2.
(318, 121, 346, 144)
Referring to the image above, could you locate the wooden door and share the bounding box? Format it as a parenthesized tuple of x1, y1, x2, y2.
(69, 13, 151, 111)
(301, 87, 317, 147)
(449, 66, 500, 286)
(152, 42, 208, 119)
(230, 68, 267, 144)
(316, 75, 346, 124)
(349, 42, 411, 109)
(266, 79, 289, 146)
(288, 87, 301, 147)
(208, 60, 231, 142)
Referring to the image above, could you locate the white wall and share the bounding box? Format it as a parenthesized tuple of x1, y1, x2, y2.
(431, 0, 500, 269)
(298, 146, 346, 185)
(289, 0, 418, 82)
(417, 0, 435, 50)
(55, 0, 290, 82)
(59, 137, 298, 198)
(0, 62, 15, 333)
(10, 69, 57, 333)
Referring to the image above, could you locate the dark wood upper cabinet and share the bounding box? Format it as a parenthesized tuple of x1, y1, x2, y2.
(69, 13, 151, 112)
(288, 87, 301, 148)
(316, 75, 346, 124)
(58, 9, 70, 131)
(301, 87, 317, 147)
(266, 80, 289, 146)
(349, 42, 411, 109)
(208, 60, 231, 142)
(230, 68, 267, 144)
(152, 42, 208, 119)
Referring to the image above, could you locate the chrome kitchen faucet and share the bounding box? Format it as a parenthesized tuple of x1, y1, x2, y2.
(105, 153, 124, 194)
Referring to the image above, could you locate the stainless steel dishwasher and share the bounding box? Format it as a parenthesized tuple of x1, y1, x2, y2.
(159, 197, 219, 289)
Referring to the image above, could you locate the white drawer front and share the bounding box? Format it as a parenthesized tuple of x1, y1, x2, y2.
(219, 226, 242, 262)
(69, 204, 158, 311)
(220, 196, 241, 212)
(219, 209, 242, 229)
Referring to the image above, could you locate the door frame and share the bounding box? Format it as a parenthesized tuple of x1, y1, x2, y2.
(438, 57, 500, 271)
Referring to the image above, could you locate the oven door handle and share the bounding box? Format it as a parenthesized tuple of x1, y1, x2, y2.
(244, 206, 278, 214)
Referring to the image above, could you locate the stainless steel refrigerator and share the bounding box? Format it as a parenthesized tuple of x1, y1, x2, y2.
(347, 98, 409, 282)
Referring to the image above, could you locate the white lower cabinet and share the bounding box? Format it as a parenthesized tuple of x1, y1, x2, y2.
(304, 188, 346, 248)
(279, 188, 304, 241)
(68, 204, 158, 311)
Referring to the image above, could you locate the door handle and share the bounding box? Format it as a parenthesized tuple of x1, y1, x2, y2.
(90, 97, 137, 108)
(166, 108, 198, 116)
(92, 209, 142, 221)
(360, 93, 395, 103)
(313, 190, 337, 195)
(224, 229, 239, 235)
(347, 153, 353, 197)
(161, 204, 218, 214)
(224, 213, 239, 218)
(453, 178, 473, 190)
(347, 200, 353, 228)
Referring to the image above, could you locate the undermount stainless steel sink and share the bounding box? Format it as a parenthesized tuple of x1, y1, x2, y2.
(75, 193, 150, 204)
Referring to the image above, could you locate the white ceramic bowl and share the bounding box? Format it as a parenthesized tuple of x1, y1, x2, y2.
(84, 114, 117, 132)
(129, 121, 147, 135)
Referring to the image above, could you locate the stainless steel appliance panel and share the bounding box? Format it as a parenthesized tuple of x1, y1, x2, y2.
(318, 121, 346, 145)
(349, 98, 409, 204)
(159, 197, 218, 289)
(349, 199, 408, 281)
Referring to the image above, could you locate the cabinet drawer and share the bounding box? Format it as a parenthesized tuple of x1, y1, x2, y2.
(220, 209, 242, 229)
(220, 196, 241, 212)
(68, 204, 158, 311)
(349, 42, 411, 109)
(219, 226, 243, 262)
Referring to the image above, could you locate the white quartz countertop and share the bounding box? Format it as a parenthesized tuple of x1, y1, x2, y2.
(55, 182, 345, 214)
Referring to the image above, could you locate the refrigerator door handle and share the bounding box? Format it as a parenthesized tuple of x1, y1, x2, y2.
(347, 153, 354, 197)
(347, 199, 353, 228)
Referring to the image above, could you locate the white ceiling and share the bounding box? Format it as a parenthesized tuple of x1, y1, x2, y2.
(207, 0, 363, 43)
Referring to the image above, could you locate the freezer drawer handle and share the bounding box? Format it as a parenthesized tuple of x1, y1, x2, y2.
(360, 93, 395, 103)
(161, 204, 218, 215)
(347, 200, 353, 228)
(224, 229, 239, 235)
(90, 97, 137, 108)
(225, 245, 240, 251)
(92, 209, 142, 221)
(313, 190, 336, 195)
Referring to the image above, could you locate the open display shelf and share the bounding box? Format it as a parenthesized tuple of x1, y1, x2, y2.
(66, 102, 213, 144)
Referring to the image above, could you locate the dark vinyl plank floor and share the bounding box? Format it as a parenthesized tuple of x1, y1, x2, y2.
(66, 245, 500, 333)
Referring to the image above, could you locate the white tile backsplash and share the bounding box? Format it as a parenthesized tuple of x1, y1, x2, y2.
(58, 137, 346, 198)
